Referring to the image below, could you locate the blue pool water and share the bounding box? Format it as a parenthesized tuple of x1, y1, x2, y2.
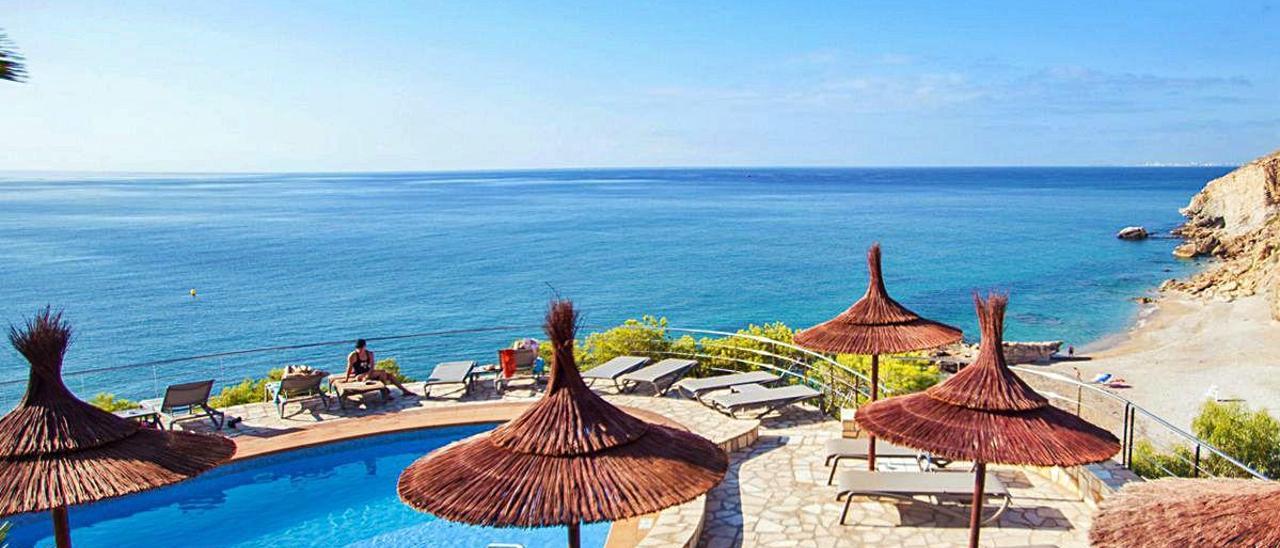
(4, 424, 610, 547)
(0, 168, 1222, 401)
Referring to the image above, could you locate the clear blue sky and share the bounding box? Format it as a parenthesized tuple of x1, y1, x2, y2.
(3, 1, 1278, 171)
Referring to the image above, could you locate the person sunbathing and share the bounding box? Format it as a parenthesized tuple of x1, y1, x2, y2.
(344, 339, 416, 397)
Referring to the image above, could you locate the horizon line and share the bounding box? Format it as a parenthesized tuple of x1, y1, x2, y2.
(0, 163, 1239, 177)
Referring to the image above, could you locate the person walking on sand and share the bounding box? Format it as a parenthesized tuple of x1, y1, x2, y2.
(344, 339, 416, 397)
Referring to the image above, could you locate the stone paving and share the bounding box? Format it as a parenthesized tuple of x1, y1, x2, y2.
(699, 404, 1093, 548)
(177, 377, 1095, 547)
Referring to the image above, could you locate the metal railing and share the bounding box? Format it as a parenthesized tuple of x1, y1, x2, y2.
(0, 323, 1266, 480)
(1012, 366, 1269, 480)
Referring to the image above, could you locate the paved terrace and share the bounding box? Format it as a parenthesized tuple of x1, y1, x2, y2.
(179, 378, 1094, 547)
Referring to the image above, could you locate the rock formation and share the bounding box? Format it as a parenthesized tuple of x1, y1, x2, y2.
(1117, 226, 1149, 240)
(1164, 148, 1280, 318)
(935, 340, 1063, 366)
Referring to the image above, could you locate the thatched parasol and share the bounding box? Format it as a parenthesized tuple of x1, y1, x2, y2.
(795, 243, 962, 469)
(0, 309, 236, 547)
(398, 299, 728, 547)
(1090, 477, 1280, 547)
(856, 293, 1119, 548)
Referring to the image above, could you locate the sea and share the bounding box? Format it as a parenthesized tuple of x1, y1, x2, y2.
(0, 167, 1225, 403)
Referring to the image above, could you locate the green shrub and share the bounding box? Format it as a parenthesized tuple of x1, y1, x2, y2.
(1128, 400, 1280, 479)
(582, 316, 672, 367)
(1190, 400, 1280, 478)
(698, 322, 806, 376)
(208, 368, 283, 408)
(833, 354, 941, 396)
(1129, 439, 1195, 478)
(88, 393, 138, 412)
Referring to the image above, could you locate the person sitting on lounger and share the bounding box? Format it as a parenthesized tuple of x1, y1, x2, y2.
(344, 339, 416, 397)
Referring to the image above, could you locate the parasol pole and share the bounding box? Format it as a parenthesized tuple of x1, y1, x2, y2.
(568, 520, 581, 548)
(867, 353, 879, 471)
(968, 461, 987, 548)
(51, 505, 72, 548)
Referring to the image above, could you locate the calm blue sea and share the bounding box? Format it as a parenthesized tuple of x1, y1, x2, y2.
(0, 168, 1223, 402)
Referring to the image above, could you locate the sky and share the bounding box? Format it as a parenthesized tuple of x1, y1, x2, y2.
(2, 1, 1278, 171)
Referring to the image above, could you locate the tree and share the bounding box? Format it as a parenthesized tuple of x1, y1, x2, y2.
(1, 30, 27, 82)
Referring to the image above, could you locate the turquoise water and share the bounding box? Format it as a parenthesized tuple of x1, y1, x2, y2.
(4, 424, 610, 547)
(0, 168, 1221, 400)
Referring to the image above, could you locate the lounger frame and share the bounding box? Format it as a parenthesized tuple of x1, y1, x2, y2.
(140, 379, 225, 430)
(423, 360, 478, 398)
(707, 383, 822, 419)
(674, 371, 782, 403)
(823, 438, 953, 484)
(617, 359, 698, 395)
(581, 356, 651, 391)
(835, 471, 1012, 526)
(266, 374, 331, 418)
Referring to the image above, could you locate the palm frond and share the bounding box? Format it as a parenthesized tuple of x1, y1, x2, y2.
(0, 31, 28, 83)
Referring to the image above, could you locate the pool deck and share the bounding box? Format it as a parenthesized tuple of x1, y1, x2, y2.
(179, 378, 1095, 547)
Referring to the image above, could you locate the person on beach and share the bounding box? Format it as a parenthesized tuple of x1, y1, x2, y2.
(344, 339, 416, 397)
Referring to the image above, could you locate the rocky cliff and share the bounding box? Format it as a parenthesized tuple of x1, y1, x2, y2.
(1163, 148, 1280, 318)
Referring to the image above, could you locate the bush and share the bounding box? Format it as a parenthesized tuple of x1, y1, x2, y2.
(1191, 400, 1280, 478)
(1128, 400, 1280, 479)
(88, 393, 138, 412)
(833, 354, 941, 396)
(698, 322, 805, 376)
(582, 316, 671, 367)
(1129, 440, 1195, 478)
(208, 368, 283, 408)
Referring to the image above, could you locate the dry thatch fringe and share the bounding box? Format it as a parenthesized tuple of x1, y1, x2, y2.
(0, 308, 235, 516)
(855, 393, 1122, 466)
(924, 293, 1045, 412)
(0, 428, 237, 515)
(0, 30, 26, 83)
(1, 307, 137, 456)
(794, 243, 962, 355)
(856, 292, 1120, 466)
(399, 421, 727, 527)
(1090, 478, 1280, 547)
(398, 298, 728, 528)
(490, 299, 650, 456)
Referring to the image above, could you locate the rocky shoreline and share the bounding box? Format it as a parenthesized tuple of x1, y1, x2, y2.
(1161, 149, 1280, 316)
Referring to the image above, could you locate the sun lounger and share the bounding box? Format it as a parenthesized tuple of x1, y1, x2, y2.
(617, 358, 698, 395)
(835, 470, 1011, 525)
(823, 438, 953, 483)
(266, 373, 331, 418)
(423, 360, 478, 397)
(580, 356, 650, 390)
(673, 371, 781, 402)
(706, 383, 821, 418)
(328, 377, 391, 408)
(140, 379, 225, 430)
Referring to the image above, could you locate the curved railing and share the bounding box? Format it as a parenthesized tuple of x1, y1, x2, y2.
(0, 323, 1265, 480)
(0, 324, 885, 412)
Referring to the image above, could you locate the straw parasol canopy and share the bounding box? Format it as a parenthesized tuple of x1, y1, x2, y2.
(0, 308, 236, 547)
(398, 299, 728, 547)
(1090, 477, 1280, 547)
(857, 293, 1119, 548)
(794, 243, 962, 470)
(794, 244, 962, 356)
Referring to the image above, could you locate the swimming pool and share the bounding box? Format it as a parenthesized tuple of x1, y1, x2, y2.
(5, 424, 610, 547)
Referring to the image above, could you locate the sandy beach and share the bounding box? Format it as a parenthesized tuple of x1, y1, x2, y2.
(1046, 292, 1280, 431)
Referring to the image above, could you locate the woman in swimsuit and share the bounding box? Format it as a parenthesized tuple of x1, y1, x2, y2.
(344, 339, 416, 397)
